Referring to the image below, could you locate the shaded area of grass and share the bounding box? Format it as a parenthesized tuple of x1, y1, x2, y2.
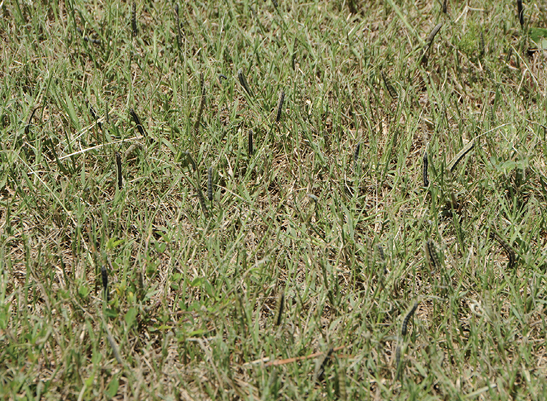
(1, 0, 547, 399)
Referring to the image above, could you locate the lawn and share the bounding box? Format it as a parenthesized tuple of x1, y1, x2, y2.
(1, 0, 547, 399)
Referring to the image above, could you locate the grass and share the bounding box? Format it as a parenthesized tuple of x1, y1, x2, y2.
(1, 0, 547, 399)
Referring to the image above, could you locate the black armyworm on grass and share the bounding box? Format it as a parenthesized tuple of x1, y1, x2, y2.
(423, 150, 429, 187)
(276, 90, 285, 122)
(381, 71, 398, 100)
(218, 74, 228, 83)
(517, 0, 524, 28)
(447, 138, 475, 172)
(338, 365, 347, 400)
(480, 31, 485, 58)
(353, 142, 361, 173)
(489, 230, 516, 269)
(130, 108, 147, 137)
(272, 0, 278, 8)
(194, 73, 206, 136)
(181, 151, 197, 171)
(314, 347, 334, 382)
(395, 345, 402, 381)
(402, 302, 418, 337)
(425, 23, 443, 45)
(25, 107, 38, 135)
(421, 23, 443, 65)
(106, 102, 109, 125)
(196, 182, 208, 215)
(131, 2, 137, 37)
(174, 4, 182, 49)
(354, 142, 361, 162)
(237, 68, 253, 97)
(376, 244, 385, 262)
(274, 289, 285, 326)
(248, 129, 253, 156)
(442, 0, 447, 13)
(116, 152, 122, 190)
(425, 239, 441, 272)
(207, 167, 213, 201)
(101, 265, 109, 302)
(88, 102, 102, 131)
(376, 244, 387, 276)
(103, 319, 123, 364)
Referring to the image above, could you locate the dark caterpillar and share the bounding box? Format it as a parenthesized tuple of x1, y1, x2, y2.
(207, 167, 213, 201)
(276, 90, 285, 122)
(402, 302, 418, 337)
(489, 230, 516, 270)
(116, 152, 123, 190)
(274, 290, 284, 326)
